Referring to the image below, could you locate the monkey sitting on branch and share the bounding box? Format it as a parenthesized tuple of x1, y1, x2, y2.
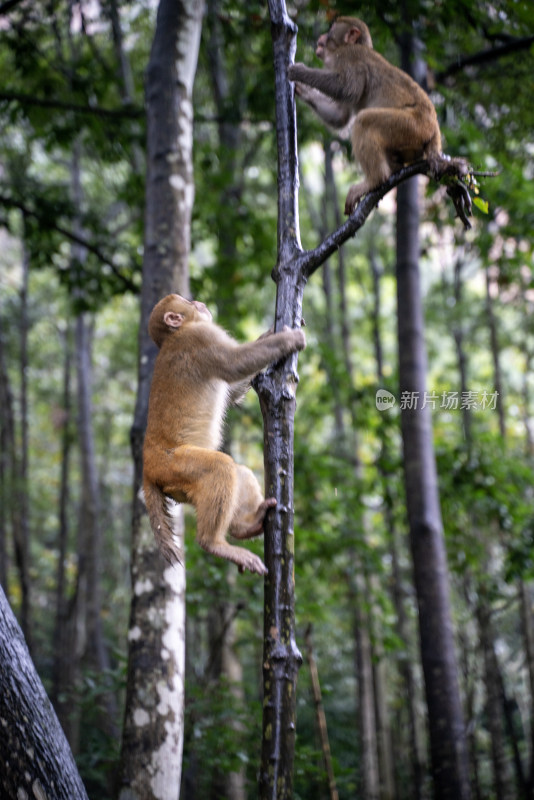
(142, 294, 306, 575)
(289, 16, 471, 220)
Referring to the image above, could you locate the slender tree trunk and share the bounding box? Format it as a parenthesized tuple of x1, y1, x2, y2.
(371, 622, 397, 800)
(0, 315, 13, 591)
(51, 325, 74, 726)
(353, 574, 380, 800)
(0, 583, 89, 799)
(119, 2, 204, 797)
(485, 268, 506, 438)
(452, 258, 472, 447)
(370, 252, 425, 800)
(305, 626, 339, 800)
(69, 140, 118, 750)
(11, 243, 32, 648)
(108, 0, 144, 175)
(476, 592, 515, 799)
(520, 582, 534, 797)
(257, 5, 303, 796)
(75, 311, 118, 735)
(396, 167, 470, 799)
(395, 27, 471, 800)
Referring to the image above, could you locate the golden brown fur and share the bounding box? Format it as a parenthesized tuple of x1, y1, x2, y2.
(143, 294, 306, 574)
(288, 17, 442, 214)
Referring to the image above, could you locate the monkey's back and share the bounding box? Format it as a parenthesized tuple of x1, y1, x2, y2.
(145, 328, 229, 453)
(349, 48, 436, 116)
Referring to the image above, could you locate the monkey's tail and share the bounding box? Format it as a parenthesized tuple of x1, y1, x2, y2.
(143, 479, 183, 565)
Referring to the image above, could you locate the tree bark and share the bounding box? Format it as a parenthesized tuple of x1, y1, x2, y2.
(118, 1, 204, 798)
(0, 583, 89, 800)
(305, 626, 339, 800)
(11, 242, 32, 648)
(371, 251, 425, 800)
(257, 4, 303, 797)
(485, 268, 506, 439)
(476, 592, 515, 798)
(395, 27, 471, 800)
(353, 575, 380, 800)
(51, 324, 75, 732)
(0, 312, 14, 591)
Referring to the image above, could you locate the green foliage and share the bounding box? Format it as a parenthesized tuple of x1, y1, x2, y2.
(2, 0, 534, 797)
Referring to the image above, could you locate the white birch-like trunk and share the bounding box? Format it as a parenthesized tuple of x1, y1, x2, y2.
(118, 1, 204, 798)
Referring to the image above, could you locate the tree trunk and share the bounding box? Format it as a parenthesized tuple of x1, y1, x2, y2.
(485, 267, 505, 438)
(0, 314, 14, 591)
(118, 1, 204, 797)
(353, 574, 380, 800)
(51, 325, 75, 731)
(395, 27, 471, 800)
(520, 582, 534, 797)
(257, 4, 303, 797)
(11, 242, 32, 648)
(476, 592, 515, 798)
(0, 583, 89, 800)
(75, 311, 118, 737)
(305, 626, 339, 800)
(396, 168, 471, 799)
(370, 249, 422, 800)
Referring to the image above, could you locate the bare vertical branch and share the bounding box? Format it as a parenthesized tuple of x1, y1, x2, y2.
(257, 2, 304, 797)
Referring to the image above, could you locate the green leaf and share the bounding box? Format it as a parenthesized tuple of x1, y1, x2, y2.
(473, 196, 489, 214)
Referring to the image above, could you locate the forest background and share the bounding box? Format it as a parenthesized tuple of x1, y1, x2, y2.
(1, 0, 534, 799)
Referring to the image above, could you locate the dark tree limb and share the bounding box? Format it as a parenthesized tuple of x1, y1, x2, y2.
(0, 584, 89, 799)
(0, 193, 138, 292)
(257, 3, 303, 798)
(299, 156, 481, 280)
(0, 90, 144, 119)
(438, 35, 534, 81)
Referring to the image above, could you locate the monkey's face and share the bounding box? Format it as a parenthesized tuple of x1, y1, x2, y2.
(315, 32, 328, 61)
(148, 294, 213, 346)
(168, 294, 212, 323)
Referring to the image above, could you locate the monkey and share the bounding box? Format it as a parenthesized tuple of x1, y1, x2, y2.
(288, 17, 443, 215)
(142, 294, 306, 575)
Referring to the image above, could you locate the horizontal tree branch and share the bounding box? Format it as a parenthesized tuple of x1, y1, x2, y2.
(299, 156, 481, 279)
(0, 194, 138, 292)
(0, 90, 144, 120)
(299, 161, 432, 279)
(0, 0, 25, 14)
(438, 35, 534, 81)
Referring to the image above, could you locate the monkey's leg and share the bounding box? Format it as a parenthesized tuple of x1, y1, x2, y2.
(347, 108, 430, 213)
(347, 113, 392, 212)
(166, 446, 268, 576)
(229, 465, 276, 540)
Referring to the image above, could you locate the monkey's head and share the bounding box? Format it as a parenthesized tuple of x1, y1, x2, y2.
(316, 17, 373, 63)
(148, 293, 212, 347)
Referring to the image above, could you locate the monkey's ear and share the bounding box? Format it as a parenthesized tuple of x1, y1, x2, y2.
(345, 27, 361, 45)
(163, 311, 185, 330)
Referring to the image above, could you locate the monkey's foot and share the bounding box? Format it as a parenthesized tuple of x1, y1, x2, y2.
(429, 154, 469, 181)
(344, 182, 369, 215)
(204, 542, 268, 576)
(231, 497, 277, 540)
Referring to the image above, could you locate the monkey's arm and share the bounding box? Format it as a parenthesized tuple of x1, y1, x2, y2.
(228, 379, 251, 405)
(293, 82, 352, 130)
(288, 63, 365, 105)
(203, 327, 306, 384)
(226, 327, 278, 403)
